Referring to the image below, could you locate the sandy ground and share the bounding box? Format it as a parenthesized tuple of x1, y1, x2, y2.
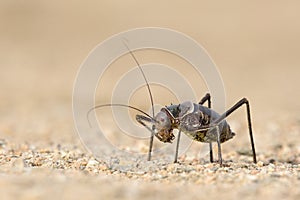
(1, 1, 300, 200)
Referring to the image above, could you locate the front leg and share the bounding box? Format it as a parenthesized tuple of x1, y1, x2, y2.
(136, 114, 156, 161)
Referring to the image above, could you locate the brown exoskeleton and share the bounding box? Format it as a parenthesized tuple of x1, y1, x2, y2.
(87, 42, 257, 165)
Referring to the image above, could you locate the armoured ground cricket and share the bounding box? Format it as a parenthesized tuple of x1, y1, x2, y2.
(87, 42, 257, 166)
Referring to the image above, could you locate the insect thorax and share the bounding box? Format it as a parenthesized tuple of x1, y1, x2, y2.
(165, 102, 235, 143)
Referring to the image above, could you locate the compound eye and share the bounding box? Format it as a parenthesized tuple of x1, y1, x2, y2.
(159, 116, 166, 123)
(155, 112, 171, 127)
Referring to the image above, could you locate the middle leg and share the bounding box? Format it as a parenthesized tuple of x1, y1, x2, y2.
(199, 93, 213, 163)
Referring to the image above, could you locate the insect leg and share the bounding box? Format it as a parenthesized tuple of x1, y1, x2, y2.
(212, 98, 257, 163)
(136, 114, 153, 128)
(215, 125, 223, 165)
(148, 125, 155, 161)
(208, 143, 213, 163)
(199, 93, 211, 108)
(123, 41, 156, 161)
(174, 129, 182, 163)
(199, 93, 214, 163)
(136, 114, 156, 161)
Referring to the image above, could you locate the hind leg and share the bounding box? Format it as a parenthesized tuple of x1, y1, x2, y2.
(212, 98, 257, 163)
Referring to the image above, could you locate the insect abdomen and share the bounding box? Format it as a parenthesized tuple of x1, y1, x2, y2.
(182, 104, 235, 143)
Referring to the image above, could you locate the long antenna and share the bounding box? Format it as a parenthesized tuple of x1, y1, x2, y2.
(87, 103, 155, 128)
(122, 39, 155, 161)
(122, 40, 155, 117)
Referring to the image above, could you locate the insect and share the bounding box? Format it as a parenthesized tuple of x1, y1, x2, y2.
(87, 42, 257, 166)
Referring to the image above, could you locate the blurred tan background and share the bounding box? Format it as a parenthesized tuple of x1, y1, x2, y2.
(0, 0, 300, 147)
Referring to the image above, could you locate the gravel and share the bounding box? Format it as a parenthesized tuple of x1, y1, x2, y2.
(0, 137, 299, 200)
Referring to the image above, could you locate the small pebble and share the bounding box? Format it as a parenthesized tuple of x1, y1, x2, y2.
(257, 161, 264, 167)
(11, 157, 24, 172)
